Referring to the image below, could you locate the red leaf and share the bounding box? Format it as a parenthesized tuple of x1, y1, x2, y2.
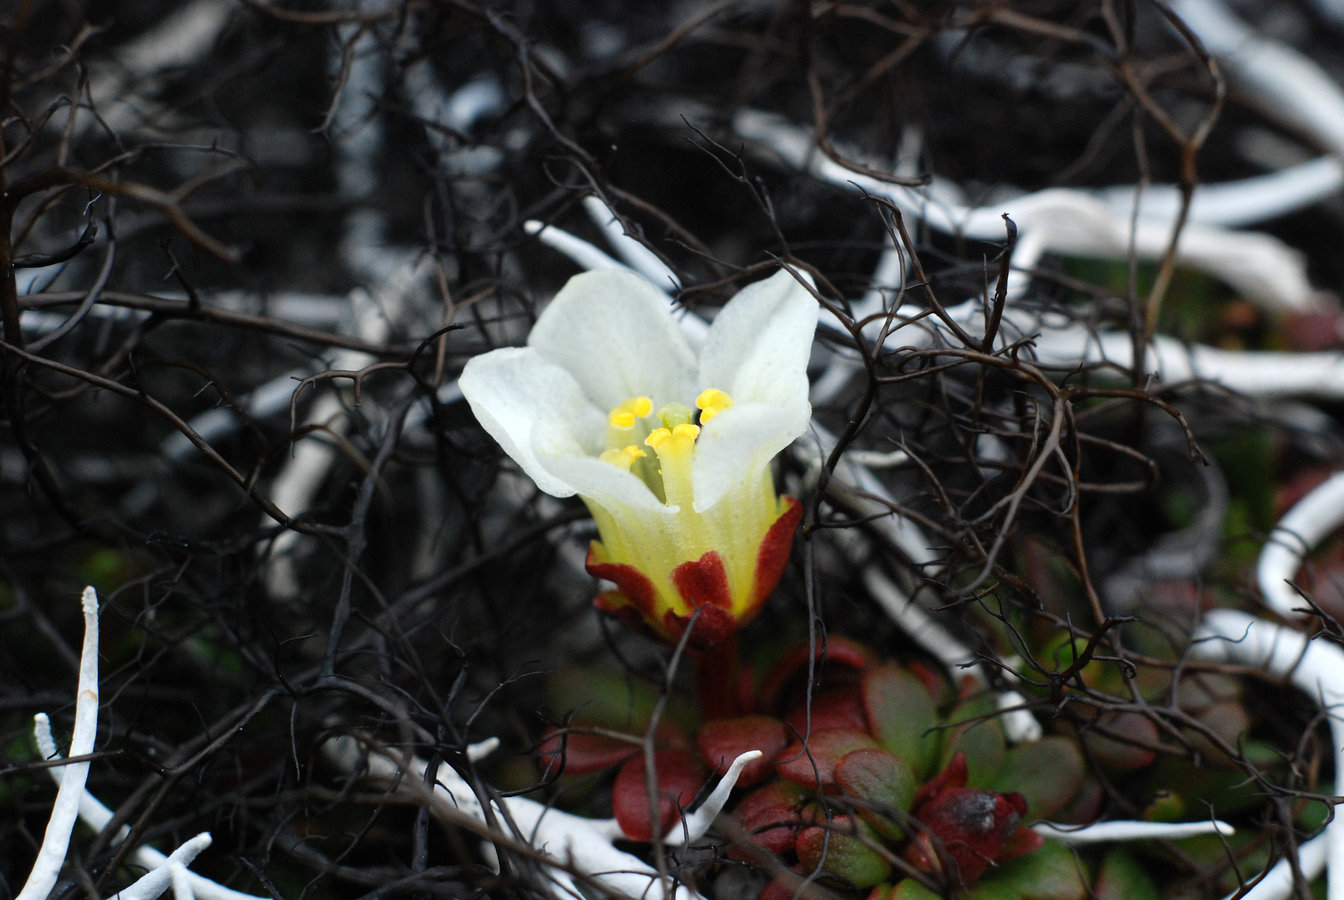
(734, 780, 813, 858)
(907, 752, 1030, 884)
(776, 729, 878, 790)
(756, 637, 876, 715)
(538, 728, 637, 775)
(784, 686, 869, 737)
(698, 716, 788, 788)
(612, 749, 705, 841)
(796, 815, 893, 888)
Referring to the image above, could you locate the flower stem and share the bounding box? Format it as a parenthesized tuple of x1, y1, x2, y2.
(695, 635, 742, 720)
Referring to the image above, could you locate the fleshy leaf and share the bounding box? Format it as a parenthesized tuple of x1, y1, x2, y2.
(796, 815, 893, 889)
(1093, 848, 1160, 900)
(863, 664, 941, 779)
(733, 779, 814, 858)
(758, 637, 876, 715)
(698, 715, 788, 788)
(968, 838, 1087, 900)
(939, 696, 1006, 787)
(612, 748, 706, 841)
(1084, 710, 1158, 771)
(908, 753, 1029, 885)
(990, 737, 1085, 819)
(835, 748, 917, 841)
(544, 666, 694, 734)
(537, 728, 638, 775)
(776, 729, 879, 790)
(785, 686, 870, 738)
(885, 881, 942, 900)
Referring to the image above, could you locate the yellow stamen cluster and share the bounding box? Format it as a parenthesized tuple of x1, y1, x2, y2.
(696, 388, 733, 424)
(599, 391, 734, 509)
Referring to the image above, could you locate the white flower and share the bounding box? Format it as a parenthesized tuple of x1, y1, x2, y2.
(460, 267, 816, 646)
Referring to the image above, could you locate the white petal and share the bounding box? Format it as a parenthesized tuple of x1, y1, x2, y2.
(529, 270, 696, 410)
(541, 451, 672, 515)
(693, 402, 805, 512)
(699, 268, 817, 413)
(459, 348, 600, 498)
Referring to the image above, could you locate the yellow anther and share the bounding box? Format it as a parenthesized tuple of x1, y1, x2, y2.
(645, 423, 700, 451)
(599, 444, 648, 470)
(608, 396, 653, 430)
(696, 387, 733, 424)
(672, 423, 700, 441)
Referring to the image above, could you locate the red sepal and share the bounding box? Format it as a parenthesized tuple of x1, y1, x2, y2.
(672, 550, 732, 610)
(663, 603, 739, 650)
(750, 496, 803, 610)
(586, 546, 657, 617)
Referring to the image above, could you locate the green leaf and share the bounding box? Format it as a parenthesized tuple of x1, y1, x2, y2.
(888, 880, 943, 900)
(545, 666, 693, 732)
(796, 816, 893, 889)
(835, 747, 917, 840)
(972, 840, 1088, 900)
(991, 737, 1085, 819)
(863, 665, 940, 778)
(1093, 849, 1160, 900)
(940, 696, 1006, 787)
(777, 729, 878, 789)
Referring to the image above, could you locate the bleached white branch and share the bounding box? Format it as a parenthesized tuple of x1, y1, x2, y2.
(1035, 819, 1233, 843)
(1223, 832, 1331, 900)
(581, 195, 682, 289)
(18, 587, 100, 900)
(1192, 610, 1344, 900)
(1169, 0, 1344, 156)
(1032, 325, 1344, 400)
(668, 750, 762, 847)
(26, 587, 268, 900)
(1257, 471, 1344, 618)
(734, 110, 1323, 312)
(114, 834, 212, 900)
(324, 734, 709, 900)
